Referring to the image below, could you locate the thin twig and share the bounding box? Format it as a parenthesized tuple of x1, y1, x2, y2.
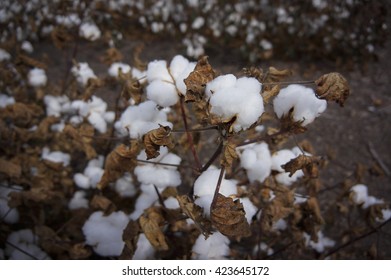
(263, 80, 315, 86)
(367, 141, 390, 176)
(201, 140, 224, 172)
(136, 159, 197, 170)
(211, 166, 226, 209)
(5, 241, 40, 260)
(171, 125, 218, 133)
(324, 217, 391, 258)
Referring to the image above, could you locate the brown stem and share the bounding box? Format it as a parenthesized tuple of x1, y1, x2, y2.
(211, 166, 226, 209)
(136, 159, 197, 171)
(180, 96, 202, 171)
(236, 129, 288, 147)
(201, 140, 224, 172)
(263, 80, 315, 86)
(171, 125, 218, 133)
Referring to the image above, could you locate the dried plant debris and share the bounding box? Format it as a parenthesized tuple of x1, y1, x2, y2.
(315, 72, 350, 106)
(210, 194, 251, 239)
(143, 125, 175, 160)
(139, 207, 169, 251)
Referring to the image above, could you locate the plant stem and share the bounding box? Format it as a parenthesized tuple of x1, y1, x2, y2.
(263, 80, 315, 86)
(201, 140, 223, 172)
(211, 166, 225, 209)
(179, 96, 202, 171)
(136, 159, 197, 170)
(171, 125, 218, 133)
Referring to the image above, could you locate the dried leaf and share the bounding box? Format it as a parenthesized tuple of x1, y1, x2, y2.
(139, 207, 169, 251)
(69, 243, 92, 260)
(266, 67, 292, 83)
(306, 197, 325, 225)
(262, 85, 280, 104)
(281, 154, 321, 178)
(51, 26, 73, 49)
(177, 195, 212, 238)
(98, 141, 140, 189)
(315, 72, 350, 106)
(211, 194, 251, 239)
(83, 78, 104, 101)
(90, 195, 116, 214)
(193, 99, 210, 124)
(143, 126, 175, 160)
(243, 67, 263, 82)
(184, 56, 216, 102)
(120, 220, 140, 260)
(0, 158, 21, 178)
(220, 141, 238, 168)
(101, 47, 123, 65)
(261, 188, 295, 232)
(133, 45, 147, 71)
(63, 124, 97, 159)
(2, 102, 43, 126)
(122, 79, 143, 104)
(17, 54, 47, 70)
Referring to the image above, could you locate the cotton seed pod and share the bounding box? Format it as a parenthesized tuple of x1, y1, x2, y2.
(315, 72, 350, 107)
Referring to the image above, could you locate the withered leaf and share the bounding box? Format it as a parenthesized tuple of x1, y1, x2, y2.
(69, 243, 92, 260)
(281, 154, 321, 178)
(211, 194, 251, 239)
(266, 67, 292, 83)
(63, 124, 97, 159)
(17, 54, 47, 70)
(143, 125, 175, 160)
(220, 141, 238, 168)
(90, 195, 116, 214)
(133, 45, 147, 71)
(83, 78, 104, 101)
(122, 79, 143, 104)
(35, 225, 68, 257)
(177, 195, 212, 238)
(315, 72, 350, 106)
(120, 220, 140, 260)
(184, 56, 216, 102)
(101, 47, 124, 65)
(2, 102, 43, 126)
(306, 197, 325, 225)
(98, 141, 140, 189)
(260, 188, 295, 232)
(243, 66, 263, 82)
(0, 158, 21, 178)
(139, 207, 169, 251)
(262, 85, 280, 104)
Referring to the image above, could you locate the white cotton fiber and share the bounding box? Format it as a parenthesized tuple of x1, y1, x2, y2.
(350, 184, 384, 209)
(115, 100, 172, 139)
(271, 149, 304, 186)
(79, 22, 101, 41)
(303, 231, 335, 253)
(87, 111, 107, 134)
(43, 95, 72, 117)
(71, 62, 97, 86)
(146, 79, 178, 107)
(273, 84, 327, 126)
(6, 229, 50, 260)
(169, 55, 196, 95)
(146, 60, 172, 82)
(205, 74, 237, 98)
(208, 76, 264, 132)
(239, 142, 272, 183)
(192, 232, 230, 259)
(129, 184, 159, 220)
(0, 94, 15, 108)
(114, 173, 136, 197)
(41, 147, 70, 166)
(28, 68, 47, 87)
(164, 197, 180, 209)
(108, 62, 131, 77)
(0, 48, 11, 61)
(82, 211, 129, 257)
(240, 197, 257, 223)
(133, 233, 155, 260)
(68, 190, 88, 210)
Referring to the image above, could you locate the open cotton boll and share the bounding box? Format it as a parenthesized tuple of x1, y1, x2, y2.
(146, 79, 178, 107)
(21, 41, 34, 53)
(43, 95, 72, 117)
(273, 84, 327, 126)
(146, 60, 173, 83)
(164, 197, 180, 209)
(114, 173, 137, 198)
(71, 62, 97, 86)
(238, 142, 272, 183)
(209, 77, 264, 132)
(133, 234, 155, 260)
(240, 197, 257, 223)
(0, 94, 15, 108)
(129, 184, 159, 220)
(134, 147, 182, 190)
(303, 231, 335, 253)
(108, 62, 131, 77)
(192, 232, 230, 259)
(41, 147, 70, 166)
(115, 100, 172, 139)
(82, 211, 129, 257)
(169, 55, 196, 95)
(6, 229, 50, 260)
(84, 166, 104, 188)
(377, 209, 391, 223)
(68, 191, 88, 210)
(28, 68, 47, 87)
(350, 184, 368, 205)
(87, 111, 107, 133)
(174, 62, 196, 95)
(205, 74, 237, 99)
(79, 22, 101, 41)
(271, 149, 304, 186)
(0, 48, 11, 61)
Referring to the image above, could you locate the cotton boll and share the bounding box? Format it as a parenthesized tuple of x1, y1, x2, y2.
(205, 74, 237, 98)
(41, 147, 70, 166)
(84, 166, 104, 188)
(169, 55, 190, 79)
(6, 229, 50, 260)
(175, 62, 196, 95)
(273, 84, 327, 126)
(164, 197, 180, 209)
(103, 111, 115, 123)
(28, 68, 47, 87)
(88, 111, 107, 133)
(134, 164, 181, 190)
(71, 62, 97, 86)
(114, 173, 136, 197)
(21, 41, 33, 53)
(146, 60, 173, 83)
(82, 211, 129, 257)
(0, 93, 15, 108)
(240, 197, 257, 223)
(131, 68, 147, 83)
(108, 62, 131, 77)
(350, 184, 368, 205)
(192, 232, 230, 259)
(68, 191, 88, 210)
(74, 173, 91, 189)
(129, 184, 159, 219)
(79, 22, 101, 41)
(303, 231, 335, 253)
(271, 149, 304, 185)
(0, 48, 11, 61)
(146, 79, 178, 107)
(377, 209, 391, 222)
(88, 155, 105, 168)
(239, 142, 272, 183)
(0, 198, 19, 224)
(193, 168, 237, 198)
(133, 234, 155, 260)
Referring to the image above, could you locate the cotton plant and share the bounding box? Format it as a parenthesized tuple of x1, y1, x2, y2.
(82, 211, 129, 257)
(145, 55, 196, 107)
(73, 156, 105, 189)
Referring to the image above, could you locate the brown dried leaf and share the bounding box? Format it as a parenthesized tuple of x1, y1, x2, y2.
(120, 220, 140, 260)
(220, 141, 238, 168)
(98, 141, 140, 190)
(281, 154, 321, 178)
(101, 47, 123, 65)
(143, 125, 175, 160)
(184, 56, 216, 102)
(0, 158, 21, 178)
(262, 85, 280, 104)
(83, 78, 104, 101)
(280, 112, 307, 135)
(177, 195, 212, 238)
(90, 195, 116, 214)
(243, 67, 263, 82)
(193, 99, 210, 124)
(315, 72, 350, 106)
(261, 188, 295, 232)
(63, 124, 97, 159)
(122, 80, 143, 104)
(306, 197, 325, 225)
(266, 67, 292, 83)
(2, 102, 43, 126)
(69, 243, 92, 260)
(139, 207, 169, 251)
(211, 194, 251, 239)
(17, 54, 47, 70)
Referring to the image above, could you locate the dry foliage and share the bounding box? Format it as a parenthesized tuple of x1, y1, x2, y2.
(143, 125, 175, 159)
(315, 72, 350, 106)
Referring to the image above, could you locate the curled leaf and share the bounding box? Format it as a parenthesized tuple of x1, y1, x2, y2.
(63, 124, 97, 159)
(0, 158, 21, 178)
(143, 125, 174, 160)
(281, 154, 321, 178)
(262, 85, 280, 104)
(122, 79, 143, 104)
(90, 195, 116, 214)
(101, 47, 123, 65)
(139, 207, 169, 251)
(211, 194, 251, 239)
(184, 56, 216, 102)
(83, 78, 104, 101)
(177, 195, 212, 238)
(120, 220, 140, 260)
(220, 141, 238, 168)
(315, 72, 350, 106)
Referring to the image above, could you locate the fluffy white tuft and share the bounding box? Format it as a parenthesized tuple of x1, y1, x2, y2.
(68, 190, 88, 210)
(71, 62, 97, 86)
(271, 149, 304, 186)
(79, 22, 101, 41)
(192, 232, 230, 259)
(108, 62, 131, 77)
(238, 142, 272, 183)
(41, 147, 70, 166)
(28, 68, 47, 87)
